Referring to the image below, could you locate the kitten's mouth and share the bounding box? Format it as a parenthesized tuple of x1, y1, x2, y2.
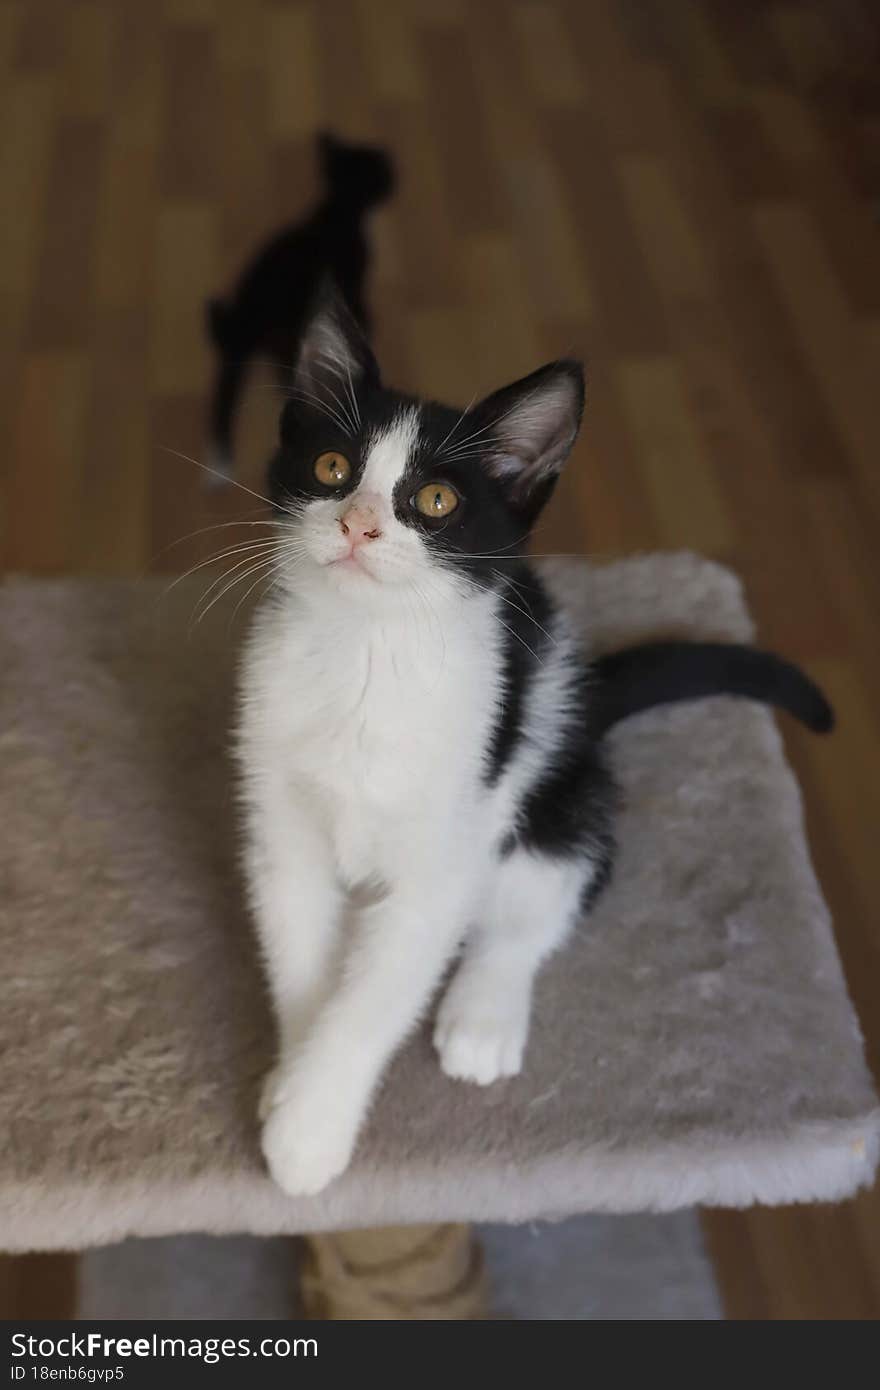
(327, 552, 376, 580)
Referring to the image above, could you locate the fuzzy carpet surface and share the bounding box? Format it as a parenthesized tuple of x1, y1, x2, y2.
(1, 554, 877, 1251)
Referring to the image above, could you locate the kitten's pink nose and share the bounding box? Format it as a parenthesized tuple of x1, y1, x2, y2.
(338, 495, 383, 546)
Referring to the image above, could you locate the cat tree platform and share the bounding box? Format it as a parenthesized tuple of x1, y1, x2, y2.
(1, 554, 877, 1253)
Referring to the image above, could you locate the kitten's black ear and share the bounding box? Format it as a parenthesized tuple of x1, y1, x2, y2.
(472, 360, 584, 519)
(293, 282, 380, 402)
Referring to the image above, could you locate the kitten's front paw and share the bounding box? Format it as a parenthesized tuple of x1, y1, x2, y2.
(434, 995, 529, 1086)
(260, 1076, 360, 1197)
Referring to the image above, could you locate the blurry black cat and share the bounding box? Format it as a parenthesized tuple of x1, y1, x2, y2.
(205, 132, 395, 479)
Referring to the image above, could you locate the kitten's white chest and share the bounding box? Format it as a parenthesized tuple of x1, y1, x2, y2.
(240, 596, 497, 878)
(285, 637, 438, 795)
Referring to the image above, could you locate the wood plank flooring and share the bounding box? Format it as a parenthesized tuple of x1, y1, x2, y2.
(1, 0, 878, 1319)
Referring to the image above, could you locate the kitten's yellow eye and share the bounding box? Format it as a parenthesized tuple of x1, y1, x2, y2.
(314, 451, 351, 487)
(414, 482, 459, 519)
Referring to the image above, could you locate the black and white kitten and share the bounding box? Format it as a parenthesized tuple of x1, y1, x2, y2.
(237, 292, 832, 1198)
(206, 132, 394, 477)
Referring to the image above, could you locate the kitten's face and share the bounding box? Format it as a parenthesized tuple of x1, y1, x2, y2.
(269, 296, 584, 608)
(271, 395, 538, 602)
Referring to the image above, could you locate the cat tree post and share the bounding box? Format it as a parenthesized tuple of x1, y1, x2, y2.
(299, 1223, 486, 1319)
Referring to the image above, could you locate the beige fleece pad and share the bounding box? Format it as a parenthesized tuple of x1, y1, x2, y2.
(1, 553, 877, 1251)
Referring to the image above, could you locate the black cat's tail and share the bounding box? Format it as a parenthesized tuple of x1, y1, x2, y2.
(590, 641, 834, 737)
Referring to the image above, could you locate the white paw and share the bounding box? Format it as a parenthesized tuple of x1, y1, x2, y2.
(434, 997, 529, 1086)
(260, 1069, 360, 1197)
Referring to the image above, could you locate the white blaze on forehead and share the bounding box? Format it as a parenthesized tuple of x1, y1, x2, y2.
(360, 407, 421, 502)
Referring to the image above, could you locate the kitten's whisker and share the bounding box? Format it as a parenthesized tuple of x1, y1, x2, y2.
(314, 352, 360, 434)
(230, 551, 298, 628)
(284, 390, 350, 434)
(527, 551, 587, 560)
(456, 549, 584, 562)
(149, 519, 281, 569)
(439, 381, 550, 461)
(160, 446, 299, 519)
(432, 448, 491, 463)
(439, 533, 531, 561)
(193, 550, 285, 628)
(306, 352, 361, 433)
(342, 359, 361, 430)
(311, 361, 359, 434)
(426, 564, 544, 665)
(435, 419, 497, 458)
(435, 395, 477, 456)
(276, 492, 310, 523)
(162, 539, 283, 599)
(492, 575, 557, 645)
(420, 570, 523, 674)
(188, 545, 284, 619)
(490, 612, 544, 665)
(284, 389, 353, 436)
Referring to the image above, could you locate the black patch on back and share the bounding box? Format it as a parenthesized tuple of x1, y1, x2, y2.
(519, 708, 617, 855)
(504, 657, 619, 908)
(482, 567, 555, 786)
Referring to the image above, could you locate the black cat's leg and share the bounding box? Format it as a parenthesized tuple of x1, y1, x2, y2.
(207, 354, 249, 483)
(337, 235, 371, 333)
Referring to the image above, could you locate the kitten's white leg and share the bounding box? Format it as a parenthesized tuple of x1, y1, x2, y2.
(434, 850, 594, 1086)
(242, 775, 342, 1115)
(261, 869, 473, 1196)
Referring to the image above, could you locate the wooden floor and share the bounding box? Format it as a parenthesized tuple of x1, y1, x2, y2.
(1, 0, 878, 1319)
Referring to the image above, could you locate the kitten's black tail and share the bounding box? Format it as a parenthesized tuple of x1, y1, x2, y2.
(590, 641, 834, 737)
